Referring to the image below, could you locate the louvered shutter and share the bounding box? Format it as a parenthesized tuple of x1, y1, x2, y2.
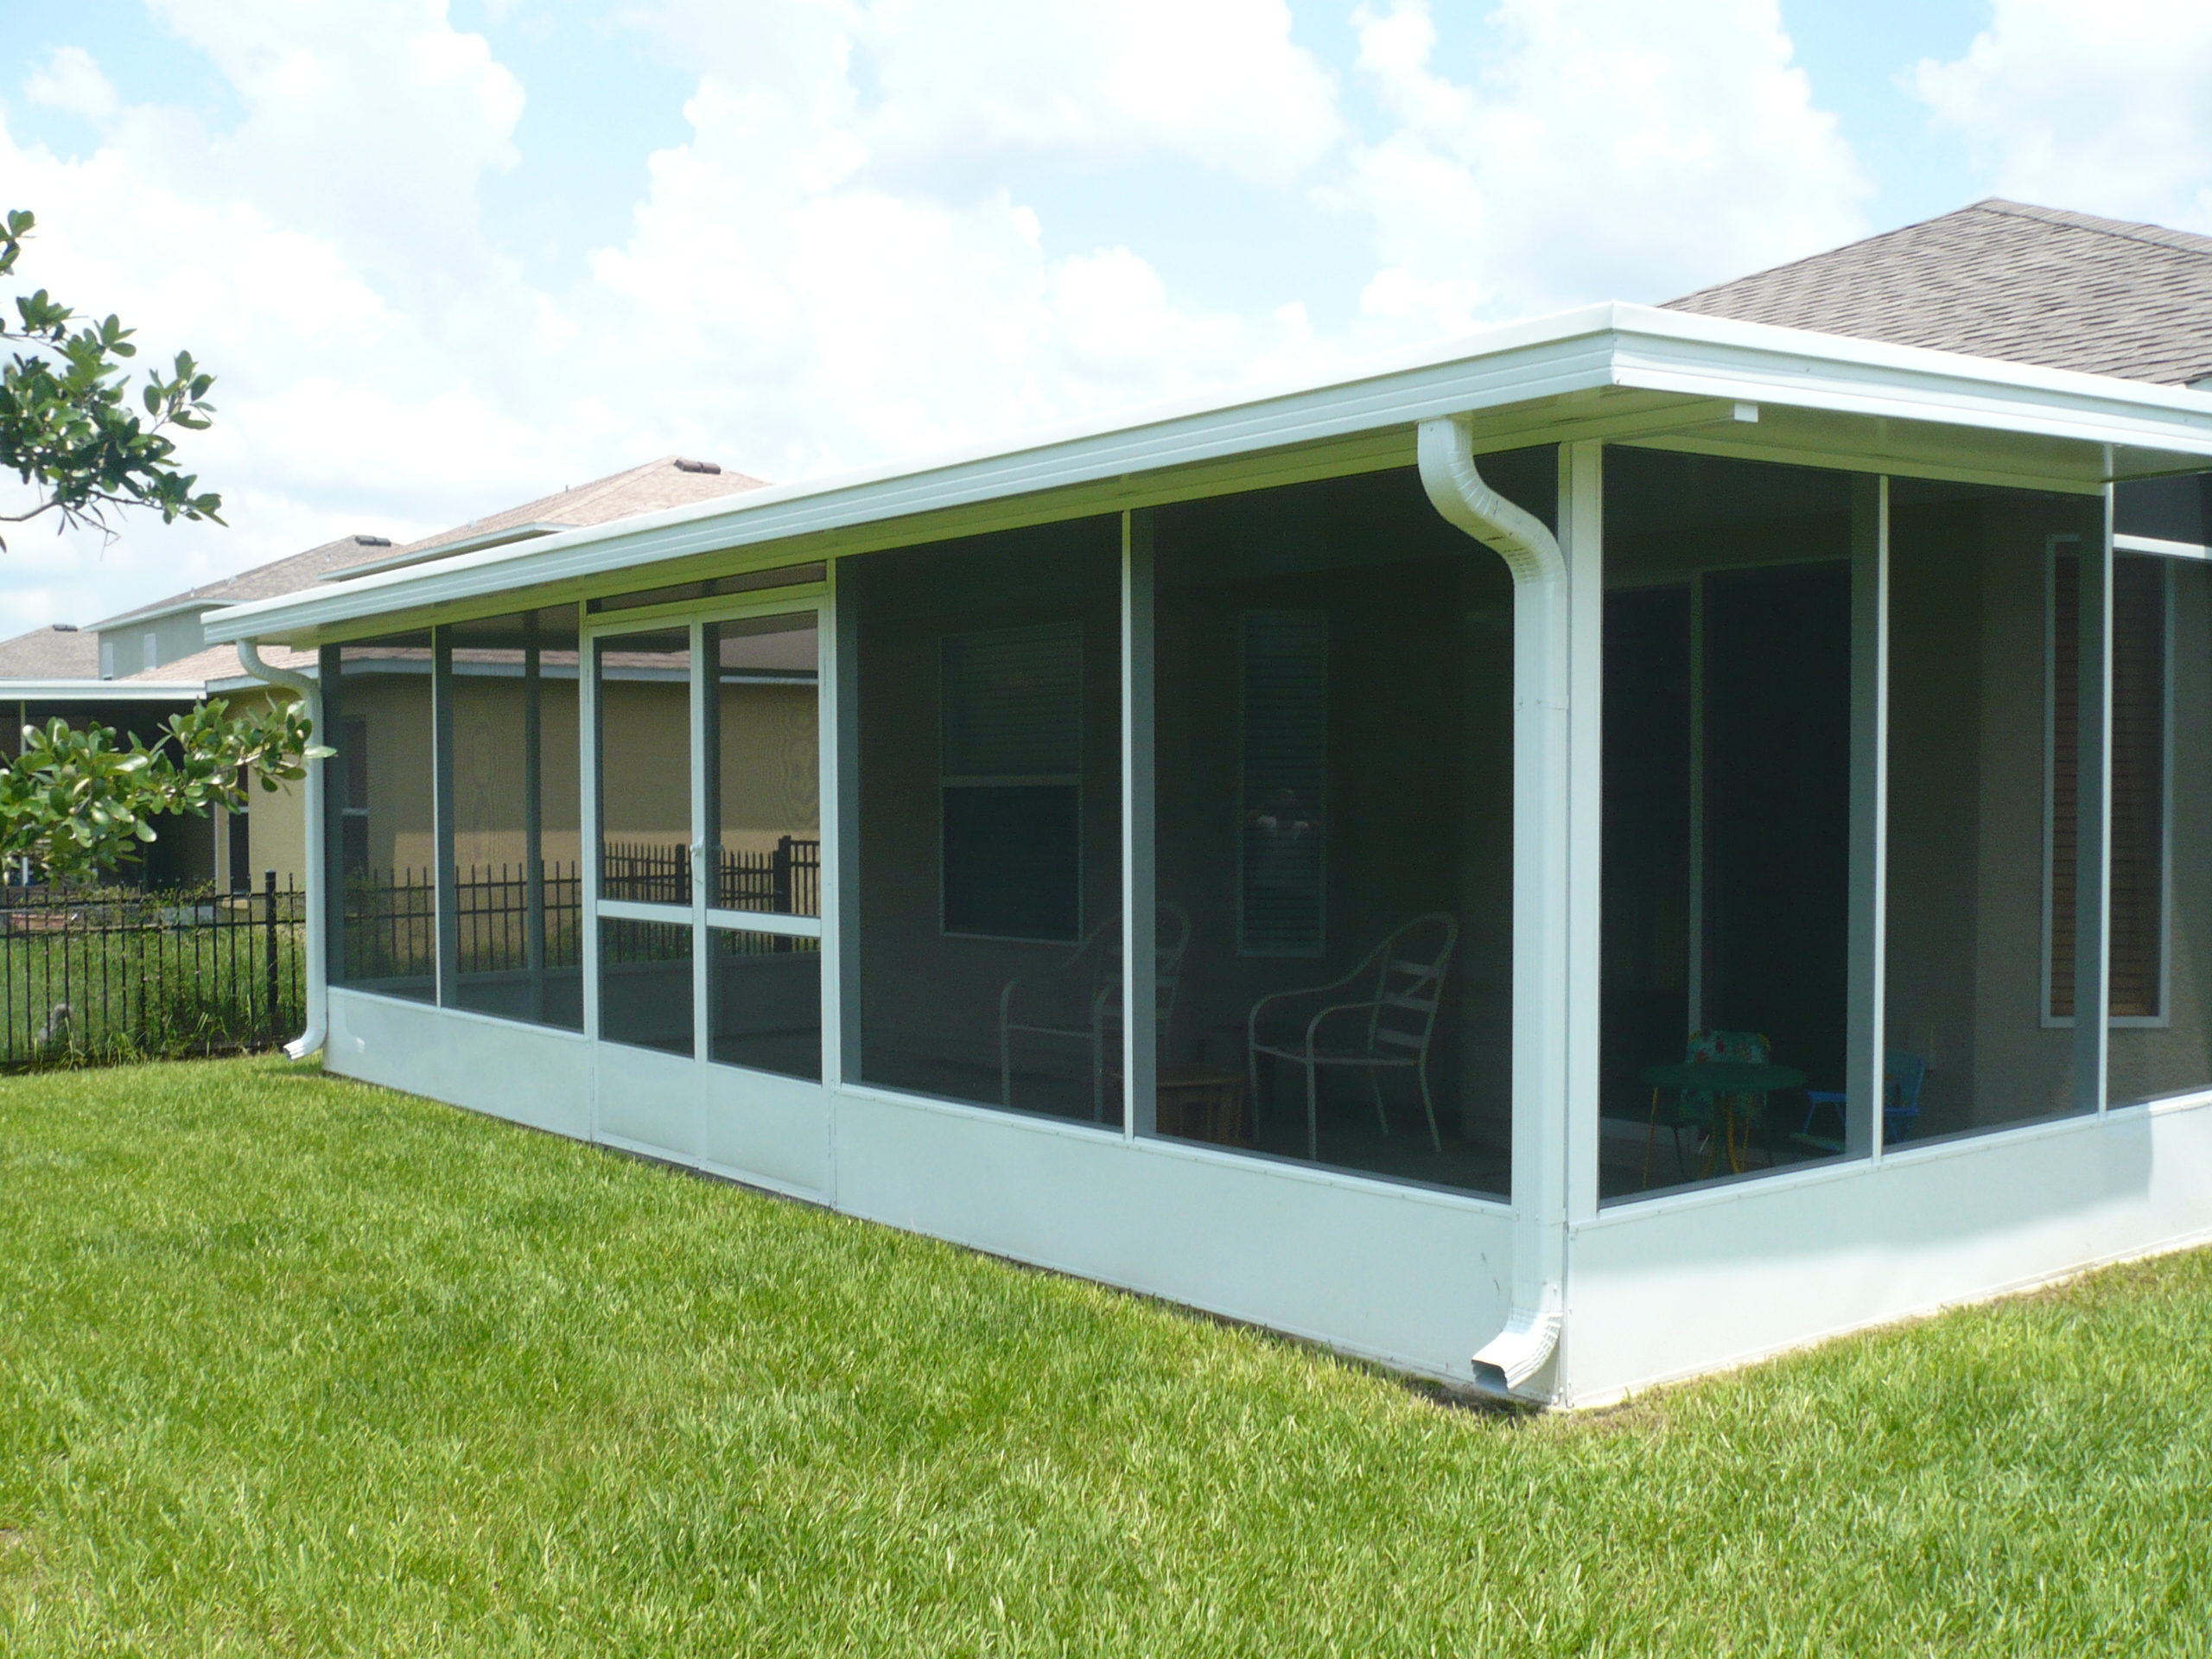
(1238, 610, 1327, 957)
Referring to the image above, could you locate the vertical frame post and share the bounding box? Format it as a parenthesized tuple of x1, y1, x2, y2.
(523, 616, 547, 1025)
(2075, 485, 2114, 1115)
(690, 620, 711, 1065)
(1122, 509, 1158, 1140)
(320, 645, 347, 992)
(1685, 575, 1706, 1033)
(580, 626, 603, 1062)
(1847, 474, 1889, 1158)
(431, 626, 459, 1005)
(830, 557, 865, 1090)
(1563, 442, 1604, 1224)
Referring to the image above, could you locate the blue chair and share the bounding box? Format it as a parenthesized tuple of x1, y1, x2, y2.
(1796, 1051, 1927, 1152)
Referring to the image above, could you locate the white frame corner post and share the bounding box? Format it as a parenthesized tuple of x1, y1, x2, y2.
(2075, 484, 2115, 1115)
(1847, 475, 1890, 1158)
(1122, 509, 1158, 1140)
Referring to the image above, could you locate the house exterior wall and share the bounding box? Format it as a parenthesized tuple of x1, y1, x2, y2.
(97, 608, 213, 677)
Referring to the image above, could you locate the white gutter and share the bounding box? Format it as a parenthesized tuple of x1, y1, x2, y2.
(1419, 413, 1567, 1402)
(236, 642, 326, 1062)
(204, 306, 2212, 649)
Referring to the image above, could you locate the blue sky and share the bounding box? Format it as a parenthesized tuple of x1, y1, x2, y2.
(0, 0, 2204, 637)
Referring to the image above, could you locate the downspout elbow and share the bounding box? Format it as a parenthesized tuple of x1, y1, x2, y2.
(237, 641, 327, 1062)
(1417, 415, 1564, 586)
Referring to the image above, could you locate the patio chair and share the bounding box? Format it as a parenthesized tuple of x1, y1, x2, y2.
(1246, 912, 1459, 1161)
(1643, 1028, 1772, 1186)
(998, 903, 1192, 1121)
(1794, 1050, 1929, 1153)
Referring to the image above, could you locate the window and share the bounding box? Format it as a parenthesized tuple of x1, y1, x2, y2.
(1150, 461, 1528, 1196)
(1600, 450, 1857, 1199)
(940, 623, 1083, 943)
(441, 607, 585, 1032)
(848, 518, 1122, 1118)
(321, 638, 435, 1003)
(1886, 480, 2101, 1142)
(340, 717, 369, 875)
(143, 631, 158, 672)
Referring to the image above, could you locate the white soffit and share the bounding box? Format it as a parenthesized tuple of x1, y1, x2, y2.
(206, 302, 2212, 646)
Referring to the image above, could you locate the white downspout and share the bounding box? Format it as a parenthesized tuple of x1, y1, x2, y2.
(237, 641, 327, 1061)
(1418, 414, 1569, 1401)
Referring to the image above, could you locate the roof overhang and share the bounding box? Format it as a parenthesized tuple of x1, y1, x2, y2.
(205, 301, 2212, 649)
(0, 679, 210, 702)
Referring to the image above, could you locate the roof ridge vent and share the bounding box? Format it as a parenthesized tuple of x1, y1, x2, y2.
(353, 534, 393, 547)
(673, 456, 721, 474)
(53, 623, 77, 632)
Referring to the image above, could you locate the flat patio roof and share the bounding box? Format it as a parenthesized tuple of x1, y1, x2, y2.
(206, 301, 2212, 649)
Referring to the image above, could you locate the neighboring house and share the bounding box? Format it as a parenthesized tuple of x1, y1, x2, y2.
(171, 199, 2212, 1407)
(1, 457, 766, 891)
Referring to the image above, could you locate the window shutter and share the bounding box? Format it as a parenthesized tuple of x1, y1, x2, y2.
(1239, 610, 1327, 957)
(941, 625, 1082, 781)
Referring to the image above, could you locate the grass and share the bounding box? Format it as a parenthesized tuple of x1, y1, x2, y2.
(3, 1059, 2209, 1656)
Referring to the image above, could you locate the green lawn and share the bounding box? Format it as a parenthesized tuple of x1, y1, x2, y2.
(3, 1059, 2209, 1656)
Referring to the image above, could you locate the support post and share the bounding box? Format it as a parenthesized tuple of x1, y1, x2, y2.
(432, 627, 459, 1005)
(1122, 508, 1158, 1139)
(524, 615, 547, 1024)
(830, 559, 865, 1088)
(1847, 475, 1889, 1157)
(1563, 442, 1604, 1226)
(2074, 486, 2114, 1115)
(264, 867, 280, 1035)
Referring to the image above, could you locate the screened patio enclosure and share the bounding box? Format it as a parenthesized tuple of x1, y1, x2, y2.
(207, 305, 2212, 1406)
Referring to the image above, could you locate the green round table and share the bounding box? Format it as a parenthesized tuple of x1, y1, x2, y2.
(1641, 1061, 1808, 1178)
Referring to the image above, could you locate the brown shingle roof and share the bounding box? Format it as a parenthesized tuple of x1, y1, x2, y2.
(1665, 199, 2212, 386)
(0, 624, 101, 679)
(92, 456, 770, 630)
(91, 534, 410, 630)
(369, 454, 767, 573)
(121, 641, 317, 687)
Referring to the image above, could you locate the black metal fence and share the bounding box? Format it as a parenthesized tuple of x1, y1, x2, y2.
(1, 873, 306, 1071)
(3, 839, 824, 1067)
(601, 838, 821, 915)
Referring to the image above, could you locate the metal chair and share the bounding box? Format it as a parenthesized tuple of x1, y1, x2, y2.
(1246, 912, 1459, 1160)
(998, 904, 1192, 1120)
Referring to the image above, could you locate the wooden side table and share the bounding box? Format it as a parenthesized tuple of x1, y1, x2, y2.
(1154, 1065, 1252, 1147)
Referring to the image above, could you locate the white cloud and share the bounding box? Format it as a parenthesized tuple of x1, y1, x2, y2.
(25, 47, 121, 123)
(0, 0, 1886, 644)
(1337, 0, 1870, 335)
(1912, 0, 2212, 232)
(857, 0, 1343, 188)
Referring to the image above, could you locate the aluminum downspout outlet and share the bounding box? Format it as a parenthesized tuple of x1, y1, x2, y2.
(235, 641, 327, 1061)
(1417, 413, 1567, 1402)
